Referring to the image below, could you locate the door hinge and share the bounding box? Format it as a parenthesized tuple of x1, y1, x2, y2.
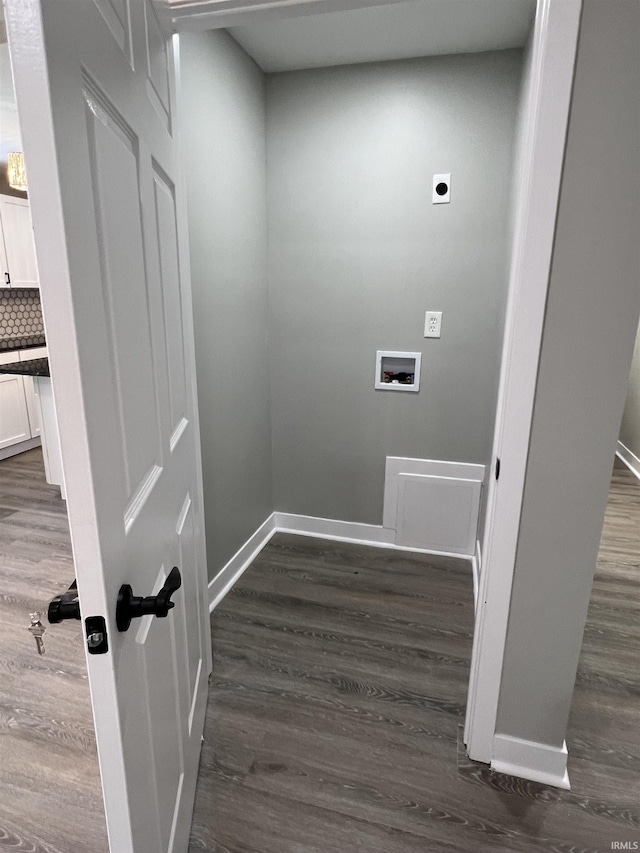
(4, 272, 10, 285)
(495, 457, 501, 480)
(85, 615, 109, 655)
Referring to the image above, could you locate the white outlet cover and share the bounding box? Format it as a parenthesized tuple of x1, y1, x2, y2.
(424, 311, 442, 338)
(433, 174, 451, 204)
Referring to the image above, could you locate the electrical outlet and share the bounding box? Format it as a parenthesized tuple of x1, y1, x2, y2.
(432, 174, 451, 204)
(424, 311, 442, 338)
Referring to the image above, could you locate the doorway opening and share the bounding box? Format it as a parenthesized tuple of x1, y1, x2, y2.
(179, 0, 537, 846)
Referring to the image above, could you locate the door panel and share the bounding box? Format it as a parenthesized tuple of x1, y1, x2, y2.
(83, 80, 162, 500)
(6, 2, 212, 851)
(144, 0, 172, 130)
(93, 0, 133, 64)
(152, 169, 188, 443)
(176, 494, 205, 730)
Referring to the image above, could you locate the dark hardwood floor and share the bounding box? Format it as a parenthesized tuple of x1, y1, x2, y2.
(189, 461, 640, 853)
(0, 449, 638, 852)
(0, 449, 108, 853)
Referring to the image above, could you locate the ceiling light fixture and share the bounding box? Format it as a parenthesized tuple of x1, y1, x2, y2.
(7, 152, 27, 192)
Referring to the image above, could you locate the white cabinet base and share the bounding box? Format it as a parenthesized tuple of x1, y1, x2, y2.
(0, 373, 32, 448)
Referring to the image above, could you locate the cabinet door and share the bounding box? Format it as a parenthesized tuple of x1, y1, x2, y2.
(0, 213, 9, 288)
(0, 196, 39, 288)
(0, 374, 31, 448)
(23, 375, 41, 437)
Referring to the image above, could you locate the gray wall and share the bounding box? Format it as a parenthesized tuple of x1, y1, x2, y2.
(266, 51, 522, 524)
(496, 0, 640, 747)
(619, 323, 640, 466)
(181, 30, 273, 582)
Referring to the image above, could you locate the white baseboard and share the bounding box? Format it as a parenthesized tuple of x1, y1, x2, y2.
(0, 436, 41, 461)
(492, 733, 570, 790)
(616, 440, 640, 482)
(208, 513, 277, 612)
(209, 510, 474, 611)
(274, 512, 474, 561)
(471, 539, 481, 613)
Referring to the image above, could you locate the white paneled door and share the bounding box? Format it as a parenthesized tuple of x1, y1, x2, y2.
(6, 2, 211, 852)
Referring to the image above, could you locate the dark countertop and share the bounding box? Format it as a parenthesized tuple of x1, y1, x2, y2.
(0, 357, 50, 377)
(0, 335, 47, 352)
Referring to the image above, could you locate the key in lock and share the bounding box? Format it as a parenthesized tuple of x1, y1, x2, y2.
(28, 612, 46, 655)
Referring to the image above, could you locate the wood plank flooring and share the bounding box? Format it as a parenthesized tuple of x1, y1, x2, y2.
(189, 462, 640, 853)
(0, 450, 638, 852)
(0, 449, 108, 853)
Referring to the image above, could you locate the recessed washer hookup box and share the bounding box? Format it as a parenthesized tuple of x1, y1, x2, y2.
(375, 351, 422, 392)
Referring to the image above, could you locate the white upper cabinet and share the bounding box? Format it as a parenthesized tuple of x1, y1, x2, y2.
(0, 195, 39, 288)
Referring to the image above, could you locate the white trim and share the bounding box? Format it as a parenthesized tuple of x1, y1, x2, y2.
(208, 513, 277, 611)
(0, 435, 41, 460)
(464, 0, 582, 765)
(492, 734, 570, 790)
(471, 539, 481, 613)
(208, 510, 474, 611)
(171, 0, 409, 31)
(276, 511, 391, 546)
(275, 512, 474, 561)
(616, 440, 640, 482)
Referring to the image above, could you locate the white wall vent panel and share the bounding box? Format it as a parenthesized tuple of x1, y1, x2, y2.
(384, 457, 484, 556)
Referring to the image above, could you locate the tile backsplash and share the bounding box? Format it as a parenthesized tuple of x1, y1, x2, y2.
(0, 289, 44, 341)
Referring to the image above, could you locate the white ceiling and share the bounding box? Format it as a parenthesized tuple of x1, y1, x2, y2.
(229, 0, 536, 73)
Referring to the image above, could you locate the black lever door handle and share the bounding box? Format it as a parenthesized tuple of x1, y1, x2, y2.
(48, 580, 81, 623)
(116, 567, 181, 632)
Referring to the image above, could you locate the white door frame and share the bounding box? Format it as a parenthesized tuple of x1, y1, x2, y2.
(168, 0, 585, 768)
(464, 0, 583, 763)
(170, 0, 584, 768)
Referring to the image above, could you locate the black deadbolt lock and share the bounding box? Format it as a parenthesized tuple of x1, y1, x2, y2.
(435, 181, 449, 196)
(48, 580, 81, 623)
(116, 566, 182, 632)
